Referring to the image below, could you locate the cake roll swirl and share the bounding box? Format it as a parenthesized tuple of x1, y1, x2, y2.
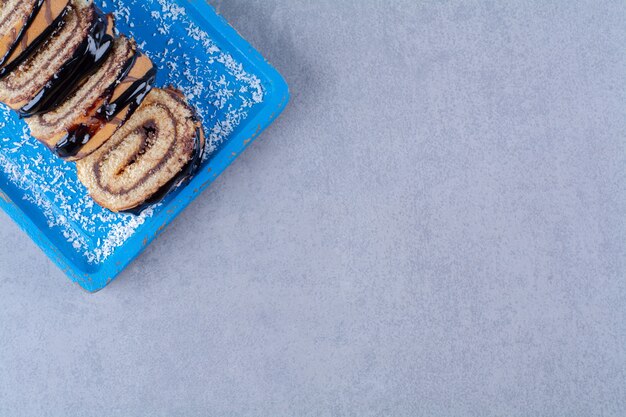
(0, 0, 114, 117)
(77, 88, 205, 213)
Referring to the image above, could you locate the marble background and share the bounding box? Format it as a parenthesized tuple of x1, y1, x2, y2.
(1, 0, 625, 415)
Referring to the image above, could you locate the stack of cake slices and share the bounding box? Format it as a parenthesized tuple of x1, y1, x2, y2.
(0, 0, 205, 213)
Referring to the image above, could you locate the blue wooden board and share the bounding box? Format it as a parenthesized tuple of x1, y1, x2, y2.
(0, 0, 289, 292)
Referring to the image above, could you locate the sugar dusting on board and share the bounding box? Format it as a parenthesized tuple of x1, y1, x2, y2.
(0, 0, 264, 264)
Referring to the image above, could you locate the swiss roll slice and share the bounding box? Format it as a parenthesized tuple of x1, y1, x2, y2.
(27, 36, 154, 161)
(0, 0, 114, 117)
(77, 88, 205, 213)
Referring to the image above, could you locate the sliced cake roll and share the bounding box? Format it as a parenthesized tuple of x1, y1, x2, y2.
(0, 0, 72, 78)
(27, 35, 156, 161)
(77, 88, 205, 213)
(0, 0, 44, 68)
(0, 0, 114, 117)
(27, 36, 137, 151)
(53, 46, 156, 161)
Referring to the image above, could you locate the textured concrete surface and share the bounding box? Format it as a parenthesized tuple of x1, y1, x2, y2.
(1, 0, 626, 415)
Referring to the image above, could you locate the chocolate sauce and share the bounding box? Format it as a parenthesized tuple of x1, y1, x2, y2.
(96, 59, 157, 120)
(0, 3, 70, 79)
(53, 62, 157, 159)
(122, 126, 206, 215)
(0, 0, 45, 68)
(18, 7, 114, 118)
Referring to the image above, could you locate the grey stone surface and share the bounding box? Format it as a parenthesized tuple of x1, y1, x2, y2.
(1, 0, 625, 415)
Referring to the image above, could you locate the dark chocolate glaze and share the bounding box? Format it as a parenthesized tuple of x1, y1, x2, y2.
(53, 61, 157, 159)
(18, 7, 114, 118)
(96, 58, 157, 120)
(0, 0, 46, 68)
(122, 126, 206, 215)
(0, 3, 70, 79)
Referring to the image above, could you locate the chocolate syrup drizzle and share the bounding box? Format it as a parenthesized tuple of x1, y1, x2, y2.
(0, 0, 46, 69)
(18, 7, 114, 118)
(54, 56, 157, 159)
(122, 125, 206, 215)
(0, 2, 70, 79)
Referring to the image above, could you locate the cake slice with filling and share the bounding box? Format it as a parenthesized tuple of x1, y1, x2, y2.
(53, 47, 156, 161)
(0, 0, 114, 117)
(0, 0, 72, 78)
(77, 87, 205, 213)
(27, 35, 155, 161)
